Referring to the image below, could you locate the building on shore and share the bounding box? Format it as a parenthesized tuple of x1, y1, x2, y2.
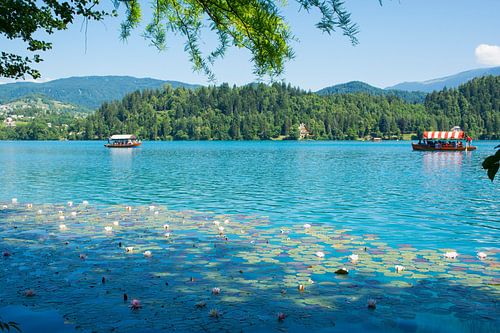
(299, 123, 310, 139)
(3, 117, 16, 127)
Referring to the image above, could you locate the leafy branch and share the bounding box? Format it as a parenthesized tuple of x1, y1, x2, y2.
(1, 0, 375, 80)
(482, 144, 500, 181)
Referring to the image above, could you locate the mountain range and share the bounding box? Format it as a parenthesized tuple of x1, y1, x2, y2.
(0, 66, 498, 110)
(316, 66, 500, 100)
(0, 76, 199, 109)
(315, 81, 427, 103)
(386, 66, 500, 92)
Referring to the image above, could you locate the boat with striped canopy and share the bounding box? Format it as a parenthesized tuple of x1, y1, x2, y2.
(412, 127, 476, 151)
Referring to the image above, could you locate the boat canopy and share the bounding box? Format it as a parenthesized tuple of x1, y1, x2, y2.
(423, 131, 464, 140)
(109, 134, 136, 140)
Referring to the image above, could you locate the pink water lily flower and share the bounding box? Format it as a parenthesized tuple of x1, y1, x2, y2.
(24, 289, 36, 297)
(129, 299, 142, 310)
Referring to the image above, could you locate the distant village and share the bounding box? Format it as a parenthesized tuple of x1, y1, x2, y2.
(0, 104, 35, 127)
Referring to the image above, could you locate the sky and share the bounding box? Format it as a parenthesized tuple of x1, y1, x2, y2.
(1, 0, 500, 90)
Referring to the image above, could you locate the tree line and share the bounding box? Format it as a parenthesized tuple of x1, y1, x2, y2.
(1, 76, 499, 141)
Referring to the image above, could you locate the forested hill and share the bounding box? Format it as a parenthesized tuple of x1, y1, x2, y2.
(1, 76, 498, 140)
(424, 76, 500, 139)
(79, 77, 499, 140)
(0, 76, 200, 109)
(316, 81, 427, 104)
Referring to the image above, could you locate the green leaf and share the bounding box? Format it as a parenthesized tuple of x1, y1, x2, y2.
(487, 163, 499, 181)
(482, 155, 499, 169)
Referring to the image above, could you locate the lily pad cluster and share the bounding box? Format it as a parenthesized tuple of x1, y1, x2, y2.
(0, 201, 499, 332)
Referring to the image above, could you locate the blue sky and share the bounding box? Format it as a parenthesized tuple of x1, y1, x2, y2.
(2, 0, 500, 90)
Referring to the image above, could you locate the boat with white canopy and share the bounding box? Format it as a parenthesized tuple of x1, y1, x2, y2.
(105, 134, 142, 148)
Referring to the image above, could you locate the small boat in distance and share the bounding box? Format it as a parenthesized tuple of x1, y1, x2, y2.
(105, 134, 142, 148)
(412, 127, 476, 151)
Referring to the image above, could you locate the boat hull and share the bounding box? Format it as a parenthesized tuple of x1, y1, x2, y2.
(104, 142, 142, 148)
(412, 143, 476, 151)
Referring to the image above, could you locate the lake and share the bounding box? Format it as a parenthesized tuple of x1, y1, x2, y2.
(0, 141, 499, 332)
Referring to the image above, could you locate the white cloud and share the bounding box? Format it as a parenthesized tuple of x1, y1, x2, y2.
(475, 44, 500, 66)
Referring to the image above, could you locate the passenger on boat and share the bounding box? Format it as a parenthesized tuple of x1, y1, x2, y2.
(466, 135, 472, 147)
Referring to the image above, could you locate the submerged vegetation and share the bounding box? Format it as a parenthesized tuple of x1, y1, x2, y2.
(0, 318, 20, 332)
(0, 201, 498, 332)
(0, 76, 498, 141)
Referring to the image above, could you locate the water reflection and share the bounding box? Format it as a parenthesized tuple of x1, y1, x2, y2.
(422, 151, 463, 174)
(109, 147, 139, 168)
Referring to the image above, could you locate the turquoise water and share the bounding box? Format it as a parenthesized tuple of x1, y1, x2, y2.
(0, 141, 499, 332)
(1, 141, 498, 249)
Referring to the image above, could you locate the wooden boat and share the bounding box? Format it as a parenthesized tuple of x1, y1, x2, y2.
(412, 128, 476, 151)
(104, 134, 142, 148)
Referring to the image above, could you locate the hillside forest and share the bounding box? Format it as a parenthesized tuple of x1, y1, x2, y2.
(0, 76, 498, 141)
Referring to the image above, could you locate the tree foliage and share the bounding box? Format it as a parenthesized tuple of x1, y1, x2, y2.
(1, 0, 369, 80)
(0, 0, 109, 79)
(424, 76, 500, 139)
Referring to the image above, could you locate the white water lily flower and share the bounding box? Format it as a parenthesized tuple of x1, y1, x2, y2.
(143, 250, 152, 257)
(303, 223, 311, 229)
(70, 212, 77, 217)
(213, 220, 220, 226)
(218, 226, 224, 233)
(59, 224, 67, 231)
(395, 265, 405, 272)
(82, 200, 89, 206)
(67, 201, 73, 207)
(315, 251, 325, 258)
(11, 198, 17, 204)
(149, 205, 155, 211)
(59, 215, 65, 220)
(349, 254, 359, 262)
(113, 221, 119, 226)
(444, 251, 458, 259)
(477, 252, 487, 259)
(104, 226, 113, 232)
